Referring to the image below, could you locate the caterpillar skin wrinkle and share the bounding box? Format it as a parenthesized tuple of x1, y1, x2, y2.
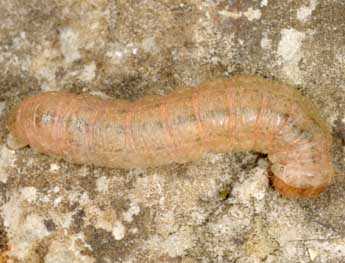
(7, 76, 335, 197)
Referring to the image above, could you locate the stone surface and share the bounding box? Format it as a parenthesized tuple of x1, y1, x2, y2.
(0, 0, 344, 262)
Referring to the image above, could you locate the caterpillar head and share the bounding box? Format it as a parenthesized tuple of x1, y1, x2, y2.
(269, 161, 334, 197)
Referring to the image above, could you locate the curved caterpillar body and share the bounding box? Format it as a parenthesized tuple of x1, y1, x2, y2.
(8, 76, 335, 197)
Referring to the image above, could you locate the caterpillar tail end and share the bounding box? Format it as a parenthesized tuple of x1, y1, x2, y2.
(270, 175, 326, 197)
(6, 106, 28, 150)
(7, 133, 28, 150)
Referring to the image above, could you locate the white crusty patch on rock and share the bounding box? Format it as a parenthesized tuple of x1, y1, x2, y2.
(219, 8, 262, 21)
(142, 36, 158, 53)
(30, 44, 61, 91)
(96, 176, 109, 193)
(277, 28, 305, 64)
(44, 234, 95, 263)
(84, 204, 114, 232)
(336, 49, 345, 69)
(305, 239, 345, 262)
(123, 201, 140, 223)
(261, 33, 272, 50)
(260, 0, 268, 7)
(207, 206, 252, 238)
(112, 221, 126, 240)
(244, 7, 262, 21)
(60, 27, 81, 64)
(277, 28, 306, 84)
(297, 0, 318, 22)
(49, 163, 60, 173)
(1, 192, 49, 260)
(106, 43, 138, 65)
(20, 187, 38, 203)
(232, 167, 269, 206)
(144, 227, 196, 257)
(82, 198, 127, 241)
(78, 62, 97, 82)
(0, 145, 16, 183)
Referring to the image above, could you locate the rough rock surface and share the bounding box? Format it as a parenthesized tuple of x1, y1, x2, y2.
(0, 1, 344, 262)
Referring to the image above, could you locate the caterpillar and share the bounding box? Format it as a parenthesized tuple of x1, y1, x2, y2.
(7, 75, 335, 197)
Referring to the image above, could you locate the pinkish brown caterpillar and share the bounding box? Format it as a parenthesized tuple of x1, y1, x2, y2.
(7, 75, 335, 197)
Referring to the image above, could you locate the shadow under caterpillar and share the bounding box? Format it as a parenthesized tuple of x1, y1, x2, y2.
(7, 75, 335, 197)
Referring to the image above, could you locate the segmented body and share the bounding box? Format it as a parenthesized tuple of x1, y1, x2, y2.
(8, 76, 335, 197)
